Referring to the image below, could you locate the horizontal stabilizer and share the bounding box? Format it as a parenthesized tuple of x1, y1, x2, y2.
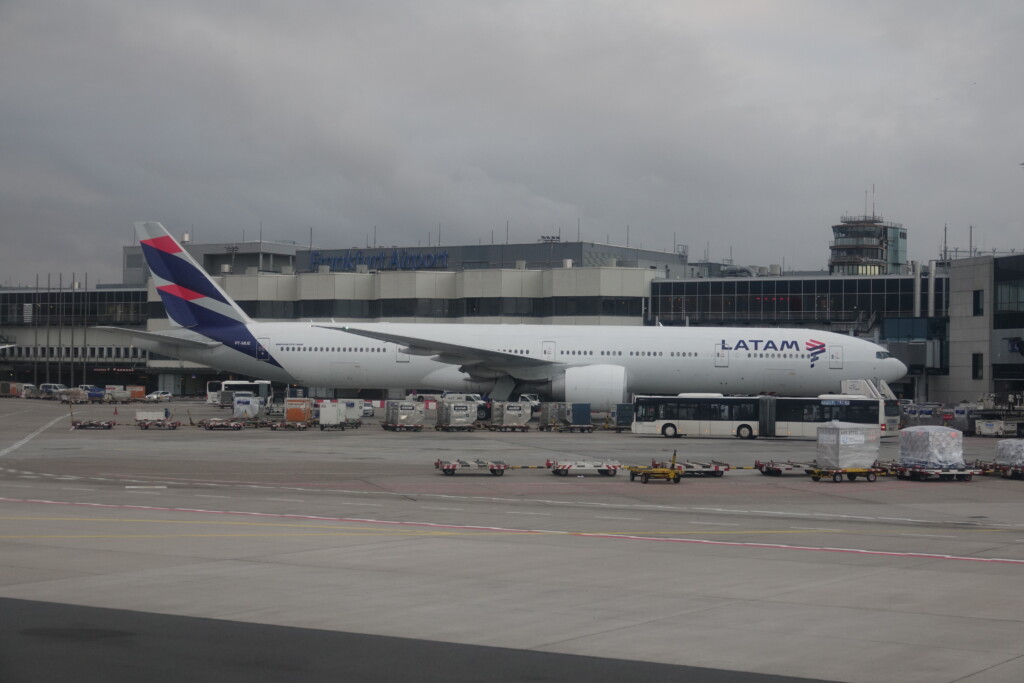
(95, 327, 221, 349)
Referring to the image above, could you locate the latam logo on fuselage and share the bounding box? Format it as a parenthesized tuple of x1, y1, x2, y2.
(721, 338, 828, 368)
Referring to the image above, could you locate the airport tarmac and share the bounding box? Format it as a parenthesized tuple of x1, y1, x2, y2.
(1, 399, 1023, 682)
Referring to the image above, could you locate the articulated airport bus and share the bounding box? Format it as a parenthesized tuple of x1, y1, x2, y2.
(632, 393, 901, 439)
(206, 380, 273, 405)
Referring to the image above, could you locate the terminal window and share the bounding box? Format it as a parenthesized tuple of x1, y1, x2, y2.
(973, 290, 984, 316)
(972, 353, 984, 380)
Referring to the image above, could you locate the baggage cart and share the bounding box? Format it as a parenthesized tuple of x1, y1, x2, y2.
(650, 455, 730, 477)
(547, 459, 622, 476)
(383, 401, 425, 431)
(874, 460, 980, 481)
(71, 419, 115, 430)
(435, 458, 509, 476)
(755, 460, 817, 476)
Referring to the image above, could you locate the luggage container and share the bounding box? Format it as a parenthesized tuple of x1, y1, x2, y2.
(536, 402, 593, 432)
(318, 399, 363, 431)
(383, 401, 425, 431)
(435, 401, 476, 432)
(284, 398, 313, 423)
(489, 402, 530, 432)
(233, 395, 262, 419)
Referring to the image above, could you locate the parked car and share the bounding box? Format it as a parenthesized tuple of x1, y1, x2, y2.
(145, 391, 173, 402)
(362, 401, 375, 417)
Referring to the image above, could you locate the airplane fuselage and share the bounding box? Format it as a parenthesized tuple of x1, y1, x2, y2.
(143, 322, 905, 399)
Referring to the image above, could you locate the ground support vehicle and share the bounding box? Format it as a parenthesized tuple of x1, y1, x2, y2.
(383, 422, 423, 432)
(434, 458, 509, 476)
(546, 460, 622, 477)
(652, 457, 730, 477)
(199, 418, 244, 431)
(71, 420, 115, 430)
(805, 467, 881, 482)
(102, 389, 132, 404)
(875, 461, 980, 481)
(435, 423, 476, 432)
(755, 460, 818, 476)
(488, 423, 529, 432)
(137, 419, 181, 430)
(973, 460, 1024, 479)
(269, 421, 308, 431)
(537, 423, 594, 433)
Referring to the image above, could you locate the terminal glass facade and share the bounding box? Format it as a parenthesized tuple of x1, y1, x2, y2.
(650, 276, 944, 325)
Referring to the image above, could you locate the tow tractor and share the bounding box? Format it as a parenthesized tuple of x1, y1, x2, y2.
(435, 458, 509, 476)
(546, 459, 622, 476)
(625, 451, 683, 484)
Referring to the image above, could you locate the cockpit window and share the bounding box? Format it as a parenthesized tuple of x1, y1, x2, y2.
(875, 351, 891, 359)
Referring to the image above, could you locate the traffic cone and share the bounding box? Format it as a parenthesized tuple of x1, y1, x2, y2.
(113, 405, 118, 416)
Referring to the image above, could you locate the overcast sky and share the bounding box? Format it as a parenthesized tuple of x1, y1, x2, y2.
(2, 0, 1022, 286)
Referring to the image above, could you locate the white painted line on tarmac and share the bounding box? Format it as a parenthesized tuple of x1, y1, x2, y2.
(267, 498, 305, 502)
(0, 415, 68, 458)
(595, 516, 641, 521)
(5, 496, 1024, 565)
(421, 507, 465, 511)
(60, 487, 96, 492)
(901, 533, 957, 539)
(194, 494, 229, 499)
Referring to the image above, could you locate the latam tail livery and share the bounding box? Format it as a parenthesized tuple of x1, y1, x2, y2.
(107, 222, 908, 410)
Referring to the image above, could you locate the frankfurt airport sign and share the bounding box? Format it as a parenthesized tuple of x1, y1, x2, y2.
(308, 249, 450, 272)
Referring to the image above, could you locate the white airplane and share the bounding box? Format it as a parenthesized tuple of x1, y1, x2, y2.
(105, 222, 907, 410)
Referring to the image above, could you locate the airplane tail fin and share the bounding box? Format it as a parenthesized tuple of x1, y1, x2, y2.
(136, 221, 253, 331)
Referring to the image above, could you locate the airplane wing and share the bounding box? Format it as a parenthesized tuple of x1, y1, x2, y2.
(317, 325, 557, 369)
(95, 327, 221, 350)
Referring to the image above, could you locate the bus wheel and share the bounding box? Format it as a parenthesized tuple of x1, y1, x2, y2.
(736, 424, 754, 440)
(661, 424, 678, 438)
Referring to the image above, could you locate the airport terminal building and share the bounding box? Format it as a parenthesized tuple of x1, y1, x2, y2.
(3, 222, 1023, 405)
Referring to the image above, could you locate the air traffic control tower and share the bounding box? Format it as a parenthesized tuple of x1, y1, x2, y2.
(828, 213, 908, 276)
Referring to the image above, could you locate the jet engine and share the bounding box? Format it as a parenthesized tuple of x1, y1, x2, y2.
(549, 364, 629, 412)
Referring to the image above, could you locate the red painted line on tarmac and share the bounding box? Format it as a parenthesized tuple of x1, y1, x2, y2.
(2, 496, 1022, 565)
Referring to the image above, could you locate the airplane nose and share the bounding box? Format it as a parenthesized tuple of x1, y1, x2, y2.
(892, 358, 908, 379)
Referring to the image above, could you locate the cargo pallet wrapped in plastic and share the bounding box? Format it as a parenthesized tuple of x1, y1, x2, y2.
(816, 421, 881, 470)
(898, 426, 964, 468)
(994, 439, 1024, 466)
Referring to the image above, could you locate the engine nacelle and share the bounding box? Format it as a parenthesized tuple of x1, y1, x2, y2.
(549, 364, 629, 412)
